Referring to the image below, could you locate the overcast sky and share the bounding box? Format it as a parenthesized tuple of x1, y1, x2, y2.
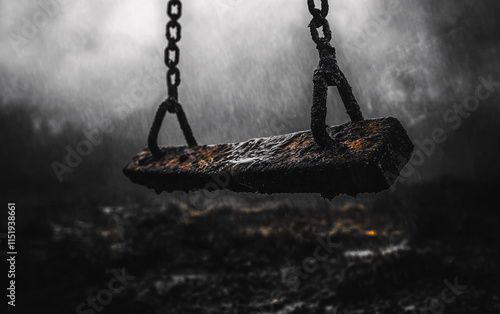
(1, 0, 442, 124)
(1, 1, 497, 143)
(2, 0, 500, 183)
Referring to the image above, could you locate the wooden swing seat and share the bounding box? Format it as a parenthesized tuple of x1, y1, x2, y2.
(123, 117, 413, 199)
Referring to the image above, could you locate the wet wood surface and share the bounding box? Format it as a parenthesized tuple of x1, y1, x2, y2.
(124, 117, 413, 198)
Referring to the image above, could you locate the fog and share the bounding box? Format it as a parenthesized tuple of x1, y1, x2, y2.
(1, 0, 500, 193)
(0, 0, 465, 127)
(3, 3, 500, 312)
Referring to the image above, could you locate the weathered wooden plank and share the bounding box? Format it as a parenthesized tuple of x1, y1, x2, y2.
(123, 117, 413, 199)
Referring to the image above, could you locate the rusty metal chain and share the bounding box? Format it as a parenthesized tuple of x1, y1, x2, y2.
(148, 0, 197, 158)
(308, 0, 364, 147)
(165, 0, 182, 99)
(308, 0, 330, 43)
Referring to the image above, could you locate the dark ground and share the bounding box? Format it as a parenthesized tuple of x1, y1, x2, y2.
(7, 177, 500, 314)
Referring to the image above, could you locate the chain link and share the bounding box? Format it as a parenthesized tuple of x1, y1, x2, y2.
(166, 0, 182, 100)
(308, 0, 332, 45)
(148, 0, 197, 158)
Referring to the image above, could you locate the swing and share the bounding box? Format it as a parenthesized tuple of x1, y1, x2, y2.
(123, 0, 414, 199)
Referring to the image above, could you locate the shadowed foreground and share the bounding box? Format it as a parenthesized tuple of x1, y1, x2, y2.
(19, 178, 500, 313)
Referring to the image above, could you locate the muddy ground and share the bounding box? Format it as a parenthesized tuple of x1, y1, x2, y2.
(12, 178, 500, 313)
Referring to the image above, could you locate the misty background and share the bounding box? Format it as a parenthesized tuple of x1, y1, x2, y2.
(2, 1, 500, 313)
(1, 0, 500, 211)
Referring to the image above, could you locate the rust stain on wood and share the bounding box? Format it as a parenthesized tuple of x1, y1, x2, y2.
(124, 117, 413, 199)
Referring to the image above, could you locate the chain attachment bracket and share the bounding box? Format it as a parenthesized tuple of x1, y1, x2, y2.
(308, 0, 364, 147)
